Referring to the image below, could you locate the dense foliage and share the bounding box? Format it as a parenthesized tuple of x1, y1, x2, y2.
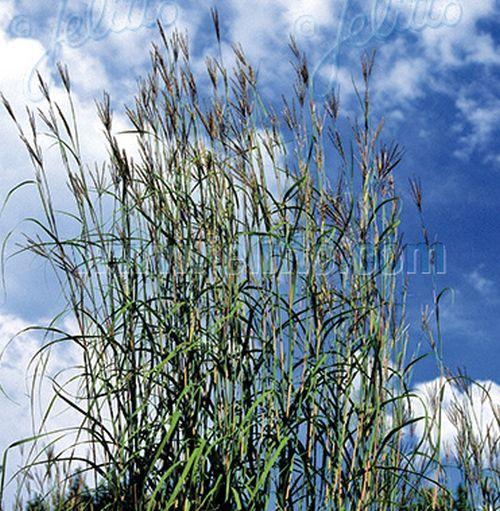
(1, 14, 497, 511)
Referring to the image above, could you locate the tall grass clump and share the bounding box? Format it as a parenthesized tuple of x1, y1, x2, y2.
(0, 16, 497, 511)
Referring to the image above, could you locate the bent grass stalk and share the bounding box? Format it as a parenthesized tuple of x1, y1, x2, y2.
(0, 17, 496, 511)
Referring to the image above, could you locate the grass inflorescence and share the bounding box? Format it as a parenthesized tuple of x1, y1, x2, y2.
(0, 15, 497, 511)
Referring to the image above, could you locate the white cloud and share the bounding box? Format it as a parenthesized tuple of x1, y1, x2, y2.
(410, 377, 500, 463)
(57, 45, 110, 97)
(0, 7, 147, 203)
(0, 311, 83, 505)
(0, 28, 48, 100)
(376, 54, 428, 103)
(466, 32, 500, 66)
(0, 0, 15, 29)
(453, 91, 500, 160)
(341, 0, 500, 127)
(421, 0, 498, 66)
(392, 0, 498, 67)
(0, 8, 144, 355)
(0, 27, 105, 175)
(225, 0, 340, 88)
(384, 57, 427, 99)
(226, 1, 284, 67)
(435, 288, 492, 342)
(63, 0, 198, 81)
(277, 0, 335, 30)
(316, 63, 355, 97)
(467, 267, 496, 296)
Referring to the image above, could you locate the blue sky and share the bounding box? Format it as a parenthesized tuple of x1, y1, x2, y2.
(0, 0, 498, 497)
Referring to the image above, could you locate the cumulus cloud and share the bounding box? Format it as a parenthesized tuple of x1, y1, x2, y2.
(410, 377, 499, 464)
(276, 0, 336, 32)
(467, 267, 496, 296)
(0, 311, 82, 504)
(0, 4, 145, 358)
(374, 38, 429, 104)
(223, 0, 342, 90)
(0, 25, 103, 190)
(222, 0, 499, 119)
(419, 0, 498, 67)
(453, 92, 500, 161)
